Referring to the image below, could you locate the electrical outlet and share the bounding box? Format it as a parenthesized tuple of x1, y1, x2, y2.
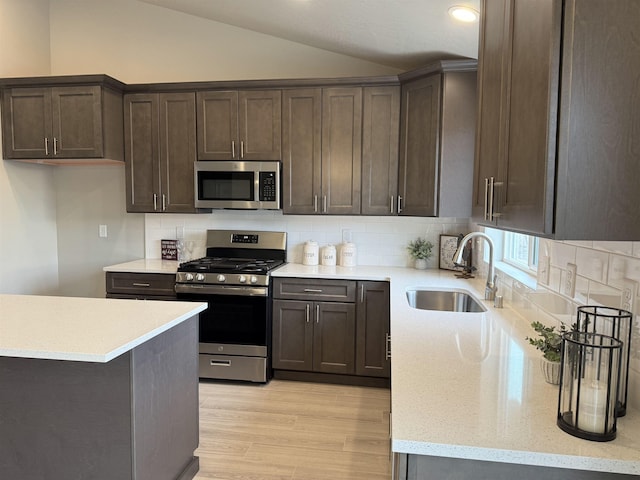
(99, 224, 108, 238)
(621, 279, 637, 313)
(564, 263, 577, 298)
(538, 255, 550, 285)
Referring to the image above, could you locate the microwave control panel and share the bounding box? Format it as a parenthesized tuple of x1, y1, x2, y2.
(259, 172, 277, 201)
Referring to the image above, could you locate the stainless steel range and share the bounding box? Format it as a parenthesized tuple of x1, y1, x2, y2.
(175, 230, 286, 383)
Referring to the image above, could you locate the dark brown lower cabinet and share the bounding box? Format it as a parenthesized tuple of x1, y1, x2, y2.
(272, 278, 390, 384)
(356, 281, 391, 378)
(272, 299, 355, 375)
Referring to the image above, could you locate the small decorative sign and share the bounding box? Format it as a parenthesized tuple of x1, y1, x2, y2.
(439, 234, 468, 271)
(161, 239, 178, 260)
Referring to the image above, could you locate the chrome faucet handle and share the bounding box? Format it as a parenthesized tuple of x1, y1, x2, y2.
(485, 274, 498, 301)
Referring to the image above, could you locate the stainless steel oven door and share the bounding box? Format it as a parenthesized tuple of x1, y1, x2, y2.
(176, 284, 272, 382)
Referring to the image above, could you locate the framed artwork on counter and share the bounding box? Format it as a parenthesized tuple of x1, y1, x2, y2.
(439, 234, 470, 271)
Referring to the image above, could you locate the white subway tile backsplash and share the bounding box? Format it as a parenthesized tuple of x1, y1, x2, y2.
(575, 247, 609, 283)
(549, 242, 577, 268)
(143, 213, 468, 268)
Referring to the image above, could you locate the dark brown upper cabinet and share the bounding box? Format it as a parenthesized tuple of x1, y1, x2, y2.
(398, 62, 477, 217)
(282, 87, 362, 215)
(473, 0, 560, 236)
(0, 76, 124, 164)
(361, 86, 400, 215)
(474, 0, 640, 240)
(196, 89, 281, 160)
(124, 92, 199, 213)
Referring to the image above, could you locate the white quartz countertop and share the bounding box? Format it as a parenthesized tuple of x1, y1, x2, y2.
(0, 294, 206, 363)
(273, 264, 640, 475)
(101, 260, 640, 474)
(103, 258, 180, 274)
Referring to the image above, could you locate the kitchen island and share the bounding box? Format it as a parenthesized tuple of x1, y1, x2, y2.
(272, 264, 640, 479)
(0, 294, 206, 480)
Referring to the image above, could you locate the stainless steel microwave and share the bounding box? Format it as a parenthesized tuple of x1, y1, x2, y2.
(194, 161, 281, 210)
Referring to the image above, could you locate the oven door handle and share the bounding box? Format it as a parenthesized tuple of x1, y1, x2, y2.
(175, 283, 268, 297)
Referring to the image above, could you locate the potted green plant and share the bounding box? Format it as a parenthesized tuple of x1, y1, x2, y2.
(407, 237, 433, 270)
(526, 321, 568, 385)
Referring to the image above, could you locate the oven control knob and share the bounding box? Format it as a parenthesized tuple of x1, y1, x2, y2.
(185, 273, 194, 281)
(217, 274, 226, 283)
(250, 276, 258, 284)
(239, 275, 247, 283)
(195, 273, 205, 282)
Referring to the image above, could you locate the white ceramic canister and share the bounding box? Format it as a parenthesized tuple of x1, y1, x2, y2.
(339, 242, 357, 267)
(302, 240, 319, 266)
(321, 244, 337, 266)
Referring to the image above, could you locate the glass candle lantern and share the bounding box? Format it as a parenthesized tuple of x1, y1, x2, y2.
(577, 306, 633, 416)
(557, 332, 622, 442)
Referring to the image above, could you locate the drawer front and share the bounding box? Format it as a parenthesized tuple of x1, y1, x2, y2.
(273, 277, 356, 302)
(106, 272, 176, 297)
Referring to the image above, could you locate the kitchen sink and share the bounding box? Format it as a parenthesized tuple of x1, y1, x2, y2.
(406, 288, 486, 313)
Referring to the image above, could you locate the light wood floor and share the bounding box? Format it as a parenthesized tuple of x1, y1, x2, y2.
(194, 379, 391, 480)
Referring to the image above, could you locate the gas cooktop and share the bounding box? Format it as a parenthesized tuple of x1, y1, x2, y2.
(178, 257, 284, 274)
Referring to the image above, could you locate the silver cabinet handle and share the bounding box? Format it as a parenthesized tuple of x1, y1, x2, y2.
(53, 137, 58, 155)
(314, 195, 318, 213)
(390, 196, 394, 214)
(240, 140, 244, 159)
(306, 303, 310, 323)
(304, 288, 323, 293)
(397, 195, 403, 213)
(385, 333, 391, 360)
(210, 360, 231, 367)
(484, 178, 490, 221)
(162, 194, 167, 211)
(231, 141, 235, 158)
(492, 179, 503, 219)
(316, 304, 320, 323)
(488, 177, 494, 221)
(323, 195, 327, 213)
(132, 283, 150, 287)
(153, 193, 158, 211)
(44, 137, 49, 156)
(360, 284, 364, 303)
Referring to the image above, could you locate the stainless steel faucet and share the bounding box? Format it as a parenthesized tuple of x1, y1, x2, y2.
(453, 232, 497, 301)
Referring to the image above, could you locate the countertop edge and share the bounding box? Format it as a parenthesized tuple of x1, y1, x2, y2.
(392, 440, 640, 476)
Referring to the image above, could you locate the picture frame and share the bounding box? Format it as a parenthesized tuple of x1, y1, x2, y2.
(439, 234, 470, 271)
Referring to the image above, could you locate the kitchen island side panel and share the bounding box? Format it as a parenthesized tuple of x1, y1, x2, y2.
(0, 352, 134, 479)
(0, 315, 200, 480)
(132, 314, 200, 480)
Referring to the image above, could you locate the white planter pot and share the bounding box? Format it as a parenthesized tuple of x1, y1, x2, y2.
(540, 357, 561, 385)
(414, 258, 428, 270)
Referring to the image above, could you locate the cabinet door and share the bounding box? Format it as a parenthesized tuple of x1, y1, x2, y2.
(361, 86, 400, 215)
(124, 93, 161, 213)
(498, 0, 560, 235)
(313, 302, 356, 374)
(398, 75, 441, 216)
(159, 92, 198, 213)
(321, 87, 362, 215)
(356, 281, 390, 378)
(1, 87, 52, 159)
(272, 300, 313, 371)
(238, 90, 281, 160)
(51, 86, 103, 158)
(282, 88, 322, 214)
(196, 91, 238, 160)
(472, 0, 509, 224)
(556, 0, 640, 240)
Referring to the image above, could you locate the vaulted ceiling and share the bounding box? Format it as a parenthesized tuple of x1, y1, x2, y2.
(138, 0, 480, 70)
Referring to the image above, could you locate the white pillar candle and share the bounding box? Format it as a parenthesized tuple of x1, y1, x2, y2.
(576, 380, 608, 433)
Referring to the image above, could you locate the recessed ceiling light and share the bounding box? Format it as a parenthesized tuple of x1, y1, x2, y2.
(448, 5, 479, 23)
